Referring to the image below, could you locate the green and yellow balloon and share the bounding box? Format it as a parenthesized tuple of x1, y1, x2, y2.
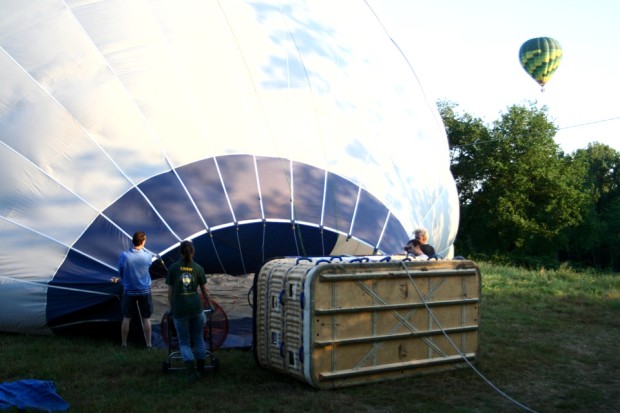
(519, 37, 562, 91)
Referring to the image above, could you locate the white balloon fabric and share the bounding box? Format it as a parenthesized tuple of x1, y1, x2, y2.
(0, 0, 459, 334)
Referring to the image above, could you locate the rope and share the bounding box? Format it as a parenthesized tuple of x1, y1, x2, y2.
(446, 116, 620, 150)
(560, 116, 620, 130)
(399, 261, 539, 413)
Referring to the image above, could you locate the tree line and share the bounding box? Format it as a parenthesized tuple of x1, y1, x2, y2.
(440, 101, 620, 271)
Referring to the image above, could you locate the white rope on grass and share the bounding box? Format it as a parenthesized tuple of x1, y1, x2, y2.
(400, 261, 539, 413)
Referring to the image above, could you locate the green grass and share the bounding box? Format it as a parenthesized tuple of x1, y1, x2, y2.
(1, 262, 619, 412)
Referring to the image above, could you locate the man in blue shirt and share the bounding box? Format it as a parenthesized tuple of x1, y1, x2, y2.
(118, 231, 155, 348)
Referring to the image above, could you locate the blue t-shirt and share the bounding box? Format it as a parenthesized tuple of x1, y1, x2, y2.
(118, 248, 154, 295)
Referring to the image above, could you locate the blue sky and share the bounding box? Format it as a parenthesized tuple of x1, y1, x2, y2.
(378, 0, 620, 153)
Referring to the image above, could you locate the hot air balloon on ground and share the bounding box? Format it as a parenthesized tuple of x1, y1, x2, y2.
(519, 37, 563, 91)
(0, 0, 459, 336)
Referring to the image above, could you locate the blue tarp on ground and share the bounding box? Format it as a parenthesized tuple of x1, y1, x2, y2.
(220, 317, 253, 348)
(0, 380, 69, 412)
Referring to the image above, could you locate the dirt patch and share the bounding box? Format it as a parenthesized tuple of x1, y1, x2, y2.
(151, 273, 254, 322)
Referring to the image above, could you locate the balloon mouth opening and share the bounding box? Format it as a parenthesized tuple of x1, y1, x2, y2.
(149, 220, 385, 278)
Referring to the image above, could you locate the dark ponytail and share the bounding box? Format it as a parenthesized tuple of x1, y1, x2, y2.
(179, 240, 195, 264)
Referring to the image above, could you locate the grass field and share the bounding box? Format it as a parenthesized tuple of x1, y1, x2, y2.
(1, 262, 619, 412)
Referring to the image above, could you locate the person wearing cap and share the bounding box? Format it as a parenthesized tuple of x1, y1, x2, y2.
(118, 230, 155, 348)
(166, 240, 213, 381)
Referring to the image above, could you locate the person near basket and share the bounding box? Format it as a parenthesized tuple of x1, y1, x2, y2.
(166, 240, 213, 380)
(403, 238, 429, 260)
(117, 230, 155, 349)
(413, 228, 439, 258)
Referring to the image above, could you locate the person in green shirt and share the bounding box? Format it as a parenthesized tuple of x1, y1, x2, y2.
(166, 240, 213, 380)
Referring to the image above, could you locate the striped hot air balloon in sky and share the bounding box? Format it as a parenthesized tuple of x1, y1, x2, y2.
(519, 37, 563, 91)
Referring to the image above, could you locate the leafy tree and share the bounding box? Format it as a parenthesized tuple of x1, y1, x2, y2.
(438, 101, 490, 207)
(562, 143, 620, 269)
(441, 101, 586, 266)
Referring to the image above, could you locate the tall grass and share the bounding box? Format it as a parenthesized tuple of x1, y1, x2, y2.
(1, 262, 619, 412)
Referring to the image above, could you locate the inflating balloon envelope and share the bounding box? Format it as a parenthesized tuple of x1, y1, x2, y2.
(0, 0, 459, 334)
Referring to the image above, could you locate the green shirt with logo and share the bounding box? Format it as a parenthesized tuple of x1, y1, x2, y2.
(166, 260, 207, 318)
